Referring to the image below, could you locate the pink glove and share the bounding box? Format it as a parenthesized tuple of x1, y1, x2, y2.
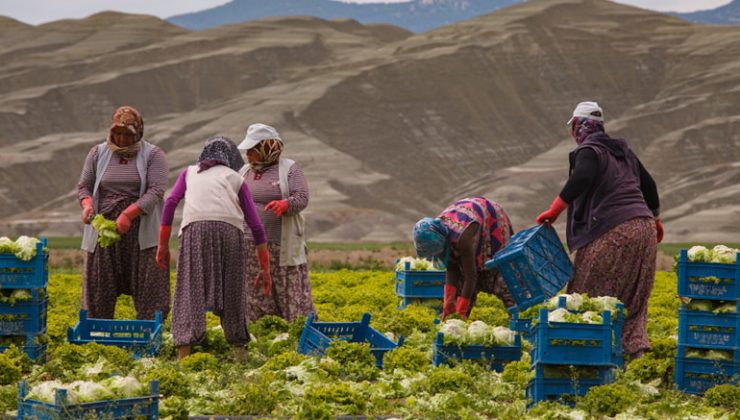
(455, 296, 472, 320)
(655, 218, 664, 244)
(156, 225, 171, 270)
(264, 199, 289, 217)
(116, 204, 142, 235)
(441, 284, 457, 321)
(80, 197, 94, 224)
(536, 196, 568, 225)
(253, 246, 272, 296)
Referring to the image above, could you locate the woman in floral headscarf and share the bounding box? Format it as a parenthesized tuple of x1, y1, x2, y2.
(237, 123, 316, 323)
(157, 136, 268, 360)
(77, 106, 170, 320)
(413, 197, 514, 320)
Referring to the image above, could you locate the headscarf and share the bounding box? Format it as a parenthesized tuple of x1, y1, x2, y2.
(573, 117, 605, 145)
(197, 136, 245, 173)
(249, 138, 283, 171)
(413, 217, 450, 265)
(107, 106, 144, 159)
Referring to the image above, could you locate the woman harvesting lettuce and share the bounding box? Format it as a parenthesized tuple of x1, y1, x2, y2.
(535, 101, 661, 360)
(412, 197, 514, 320)
(76, 106, 170, 321)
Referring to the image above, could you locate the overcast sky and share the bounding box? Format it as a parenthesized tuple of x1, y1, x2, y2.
(0, 0, 732, 25)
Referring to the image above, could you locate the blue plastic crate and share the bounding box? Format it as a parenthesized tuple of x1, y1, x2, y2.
(675, 346, 739, 395)
(526, 375, 612, 407)
(432, 331, 522, 372)
(297, 313, 404, 368)
(0, 298, 47, 336)
(677, 250, 740, 301)
(509, 308, 533, 338)
(529, 305, 624, 367)
(67, 310, 163, 358)
(678, 306, 740, 350)
(18, 380, 159, 419)
(395, 263, 445, 299)
(0, 339, 46, 363)
(0, 238, 48, 289)
(485, 225, 572, 312)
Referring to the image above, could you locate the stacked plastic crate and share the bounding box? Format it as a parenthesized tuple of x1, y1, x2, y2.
(0, 238, 48, 362)
(526, 296, 624, 406)
(394, 260, 445, 308)
(675, 249, 740, 394)
(487, 225, 622, 405)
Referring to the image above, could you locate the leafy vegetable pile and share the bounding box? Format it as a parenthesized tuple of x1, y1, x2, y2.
(91, 215, 121, 248)
(0, 269, 736, 418)
(687, 245, 739, 264)
(438, 319, 516, 346)
(395, 256, 442, 271)
(518, 293, 626, 326)
(0, 236, 44, 261)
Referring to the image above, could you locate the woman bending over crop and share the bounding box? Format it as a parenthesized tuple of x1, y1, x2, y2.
(157, 136, 269, 360)
(535, 101, 661, 360)
(413, 197, 514, 320)
(77, 106, 170, 320)
(237, 124, 315, 323)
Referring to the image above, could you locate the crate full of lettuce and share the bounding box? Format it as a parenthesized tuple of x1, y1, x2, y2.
(677, 245, 740, 300)
(433, 319, 521, 371)
(0, 236, 48, 289)
(395, 257, 445, 307)
(518, 294, 625, 367)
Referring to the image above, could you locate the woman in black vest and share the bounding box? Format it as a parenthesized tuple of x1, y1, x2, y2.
(535, 101, 662, 360)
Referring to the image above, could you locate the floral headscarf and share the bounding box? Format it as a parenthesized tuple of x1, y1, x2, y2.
(249, 139, 283, 171)
(198, 136, 245, 173)
(413, 217, 450, 262)
(573, 117, 605, 145)
(107, 106, 144, 159)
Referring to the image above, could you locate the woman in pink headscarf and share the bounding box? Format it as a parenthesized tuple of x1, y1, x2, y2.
(77, 106, 170, 320)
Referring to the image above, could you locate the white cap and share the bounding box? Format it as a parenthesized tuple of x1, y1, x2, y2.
(237, 123, 282, 150)
(566, 101, 604, 126)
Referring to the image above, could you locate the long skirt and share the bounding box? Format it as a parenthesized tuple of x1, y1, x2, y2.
(171, 221, 250, 346)
(82, 202, 170, 321)
(245, 241, 316, 323)
(567, 217, 657, 356)
(477, 268, 515, 308)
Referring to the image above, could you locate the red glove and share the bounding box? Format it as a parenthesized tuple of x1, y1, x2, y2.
(116, 204, 142, 234)
(80, 197, 94, 224)
(156, 225, 171, 270)
(264, 200, 289, 217)
(655, 218, 664, 244)
(455, 296, 472, 320)
(536, 196, 568, 225)
(441, 284, 457, 321)
(253, 246, 272, 296)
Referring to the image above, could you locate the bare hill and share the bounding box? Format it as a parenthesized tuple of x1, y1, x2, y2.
(1, 0, 739, 243)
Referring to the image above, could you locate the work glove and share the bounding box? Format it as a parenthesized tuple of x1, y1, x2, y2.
(116, 204, 142, 235)
(441, 284, 457, 321)
(536, 196, 568, 225)
(264, 199, 289, 217)
(253, 246, 272, 297)
(156, 225, 171, 270)
(455, 296, 472, 320)
(80, 197, 94, 224)
(655, 218, 664, 244)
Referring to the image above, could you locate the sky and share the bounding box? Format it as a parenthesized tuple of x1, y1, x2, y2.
(0, 0, 732, 25)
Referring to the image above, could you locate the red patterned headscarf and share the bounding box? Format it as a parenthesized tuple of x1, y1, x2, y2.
(107, 106, 144, 159)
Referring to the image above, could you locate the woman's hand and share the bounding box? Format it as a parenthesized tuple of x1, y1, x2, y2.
(80, 197, 94, 224)
(536, 196, 568, 225)
(264, 200, 289, 217)
(156, 225, 172, 270)
(116, 204, 142, 234)
(253, 244, 272, 296)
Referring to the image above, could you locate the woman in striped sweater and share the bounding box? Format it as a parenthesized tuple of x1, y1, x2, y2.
(77, 106, 170, 321)
(237, 123, 316, 323)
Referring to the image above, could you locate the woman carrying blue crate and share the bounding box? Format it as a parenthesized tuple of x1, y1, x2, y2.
(535, 101, 662, 360)
(77, 106, 170, 321)
(156, 136, 270, 360)
(413, 197, 514, 320)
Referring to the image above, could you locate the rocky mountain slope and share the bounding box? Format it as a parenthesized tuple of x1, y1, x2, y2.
(1, 0, 739, 243)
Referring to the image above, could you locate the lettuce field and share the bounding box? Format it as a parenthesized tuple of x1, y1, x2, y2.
(1, 268, 739, 419)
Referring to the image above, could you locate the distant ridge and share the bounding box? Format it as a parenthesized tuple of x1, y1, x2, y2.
(675, 0, 740, 24)
(168, 0, 522, 32)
